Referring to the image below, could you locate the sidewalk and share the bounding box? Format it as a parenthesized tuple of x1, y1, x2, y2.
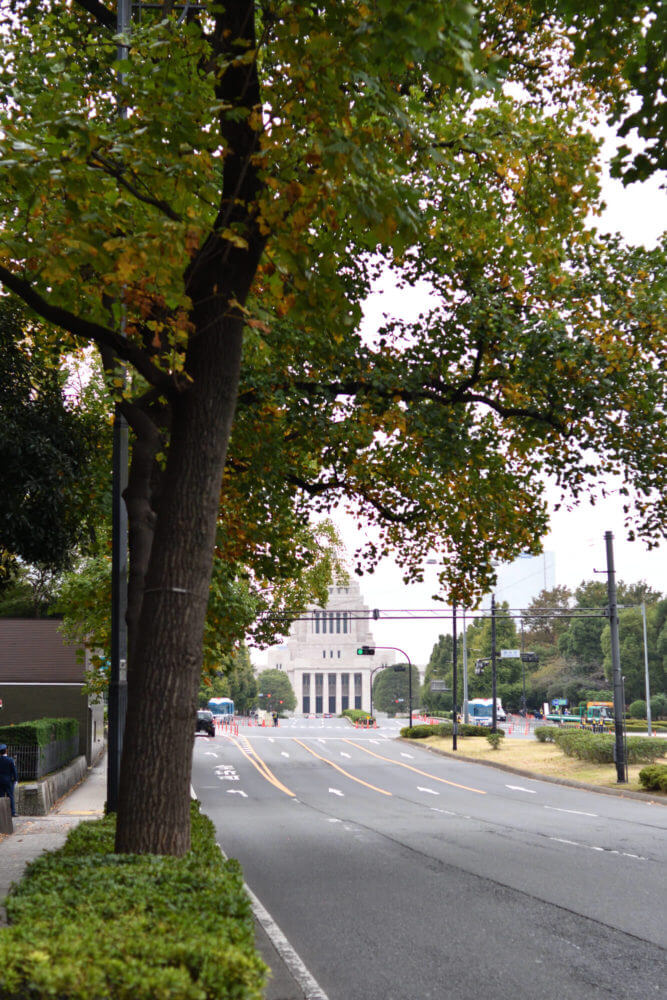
(0, 755, 310, 1000)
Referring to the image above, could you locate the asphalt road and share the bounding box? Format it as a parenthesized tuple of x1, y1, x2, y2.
(192, 717, 666, 1000)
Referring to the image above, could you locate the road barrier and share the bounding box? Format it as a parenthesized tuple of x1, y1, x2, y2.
(215, 718, 239, 736)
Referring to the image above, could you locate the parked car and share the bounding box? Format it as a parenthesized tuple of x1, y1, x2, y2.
(195, 709, 215, 737)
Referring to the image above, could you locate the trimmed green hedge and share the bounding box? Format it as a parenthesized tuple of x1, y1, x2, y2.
(400, 722, 505, 740)
(625, 720, 667, 732)
(552, 728, 666, 765)
(535, 726, 557, 743)
(638, 764, 667, 793)
(0, 717, 78, 747)
(400, 723, 452, 739)
(0, 803, 266, 999)
(341, 709, 376, 724)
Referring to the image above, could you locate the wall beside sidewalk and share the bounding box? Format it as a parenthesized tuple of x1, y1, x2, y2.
(16, 755, 89, 816)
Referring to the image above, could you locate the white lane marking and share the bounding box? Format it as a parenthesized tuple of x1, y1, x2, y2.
(417, 786, 439, 795)
(329, 788, 344, 797)
(281, 751, 290, 758)
(400, 752, 414, 759)
(506, 784, 537, 794)
(550, 837, 646, 861)
(545, 806, 598, 817)
(205, 752, 218, 758)
(218, 845, 330, 1000)
(340, 752, 351, 758)
(227, 790, 248, 797)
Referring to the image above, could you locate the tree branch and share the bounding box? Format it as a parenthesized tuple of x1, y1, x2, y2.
(89, 151, 184, 223)
(72, 0, 116, 30)
(0, 263, 173, 391)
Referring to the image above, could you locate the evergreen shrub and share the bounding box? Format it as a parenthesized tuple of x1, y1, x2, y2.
(638, 764, 667, 793)
(552, 728, 666, 764)
(458, 723, 505, 738)
(0, 803, 266, 999)
(534, 726, 557, 742)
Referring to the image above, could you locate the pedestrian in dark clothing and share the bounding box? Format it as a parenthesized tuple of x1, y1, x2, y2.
(0, 743, 18, 817)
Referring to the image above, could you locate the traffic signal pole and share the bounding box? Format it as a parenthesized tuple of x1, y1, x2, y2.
(358, 645, 414, 729)
(491, 595, 497, 733)
(605, 532, 627, 783)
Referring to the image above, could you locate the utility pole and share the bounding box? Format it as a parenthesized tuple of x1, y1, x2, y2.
(452, 605, 458, 751)
(520, 618, 526, 715)
(462, 609, 469, 724)
(605, 532, 627, 783)
(491, 594, 497, 733)
(107, 0, 132, 813)
(641, 602, 652, 737)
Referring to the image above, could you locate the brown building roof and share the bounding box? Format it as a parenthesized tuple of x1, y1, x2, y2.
(0, 619, 83, 683)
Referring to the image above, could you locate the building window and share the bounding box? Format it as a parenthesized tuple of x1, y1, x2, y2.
(337, 650, 341, 658)
(354, 672, 362, 711)
(343, 613, 348, 634)
(322, 650, 326, 658)
(336, 612, 341, 633)
(328, 673, 337, 714)
(329, 649, 333, 658)
(315, 673, 323, 714)
(315, 611, 320, 634)
(302, 673, 310, 715)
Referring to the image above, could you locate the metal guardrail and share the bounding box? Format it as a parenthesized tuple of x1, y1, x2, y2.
(5, 737, 79, 780)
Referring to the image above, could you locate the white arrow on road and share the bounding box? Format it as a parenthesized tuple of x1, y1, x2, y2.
(227, 790, 248, 797)
(545, 806, 597, 817)
(417, 786, 439, 795)
(340, 752, 351, 758)
(281, 751, 290, 758)
(205, 752, 218, 758)
(400, 752, 414, 759)
(329, 788, 344, 797)
(506, 784, 537, 794)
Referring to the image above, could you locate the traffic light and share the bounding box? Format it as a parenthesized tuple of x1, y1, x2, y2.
(357, 646, 375, 655)
(393, 664, 406, 672)
(474, 659, 490, 675)
(521, 652, 538, 663)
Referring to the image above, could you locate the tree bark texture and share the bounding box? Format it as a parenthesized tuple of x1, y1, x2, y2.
(115, 308, 245, 854)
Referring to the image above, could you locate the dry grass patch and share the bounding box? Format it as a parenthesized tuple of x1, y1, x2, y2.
(422, 735, 664, 794)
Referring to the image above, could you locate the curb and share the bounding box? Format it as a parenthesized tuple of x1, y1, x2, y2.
(398, 738, 667, 805)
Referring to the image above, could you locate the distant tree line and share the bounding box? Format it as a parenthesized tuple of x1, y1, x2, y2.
(422, 581, 666, 714)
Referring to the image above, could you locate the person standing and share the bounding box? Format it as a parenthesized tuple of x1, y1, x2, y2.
(0, 743, 18, 817)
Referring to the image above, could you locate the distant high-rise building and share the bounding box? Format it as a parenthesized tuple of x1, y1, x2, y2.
(482, 552, 556, 611)
(266, 579, 394, 714)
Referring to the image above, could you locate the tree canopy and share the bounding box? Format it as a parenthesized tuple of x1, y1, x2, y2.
(0, 300, 110, 573)
(0, 1, 665, 854)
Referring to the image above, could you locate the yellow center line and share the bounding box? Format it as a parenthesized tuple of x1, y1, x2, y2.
(226, 735, 295, 797)
(343, 740, 486, 795)
(292, 738, 392, 796)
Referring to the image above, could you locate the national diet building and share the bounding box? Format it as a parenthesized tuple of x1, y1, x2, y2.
(266, 580, 395, 715)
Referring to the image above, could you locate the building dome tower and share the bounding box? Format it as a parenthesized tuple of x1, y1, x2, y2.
(266, 580, 394, 714)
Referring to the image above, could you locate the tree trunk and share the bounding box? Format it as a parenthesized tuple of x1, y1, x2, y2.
(115, 307, 244, 855)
